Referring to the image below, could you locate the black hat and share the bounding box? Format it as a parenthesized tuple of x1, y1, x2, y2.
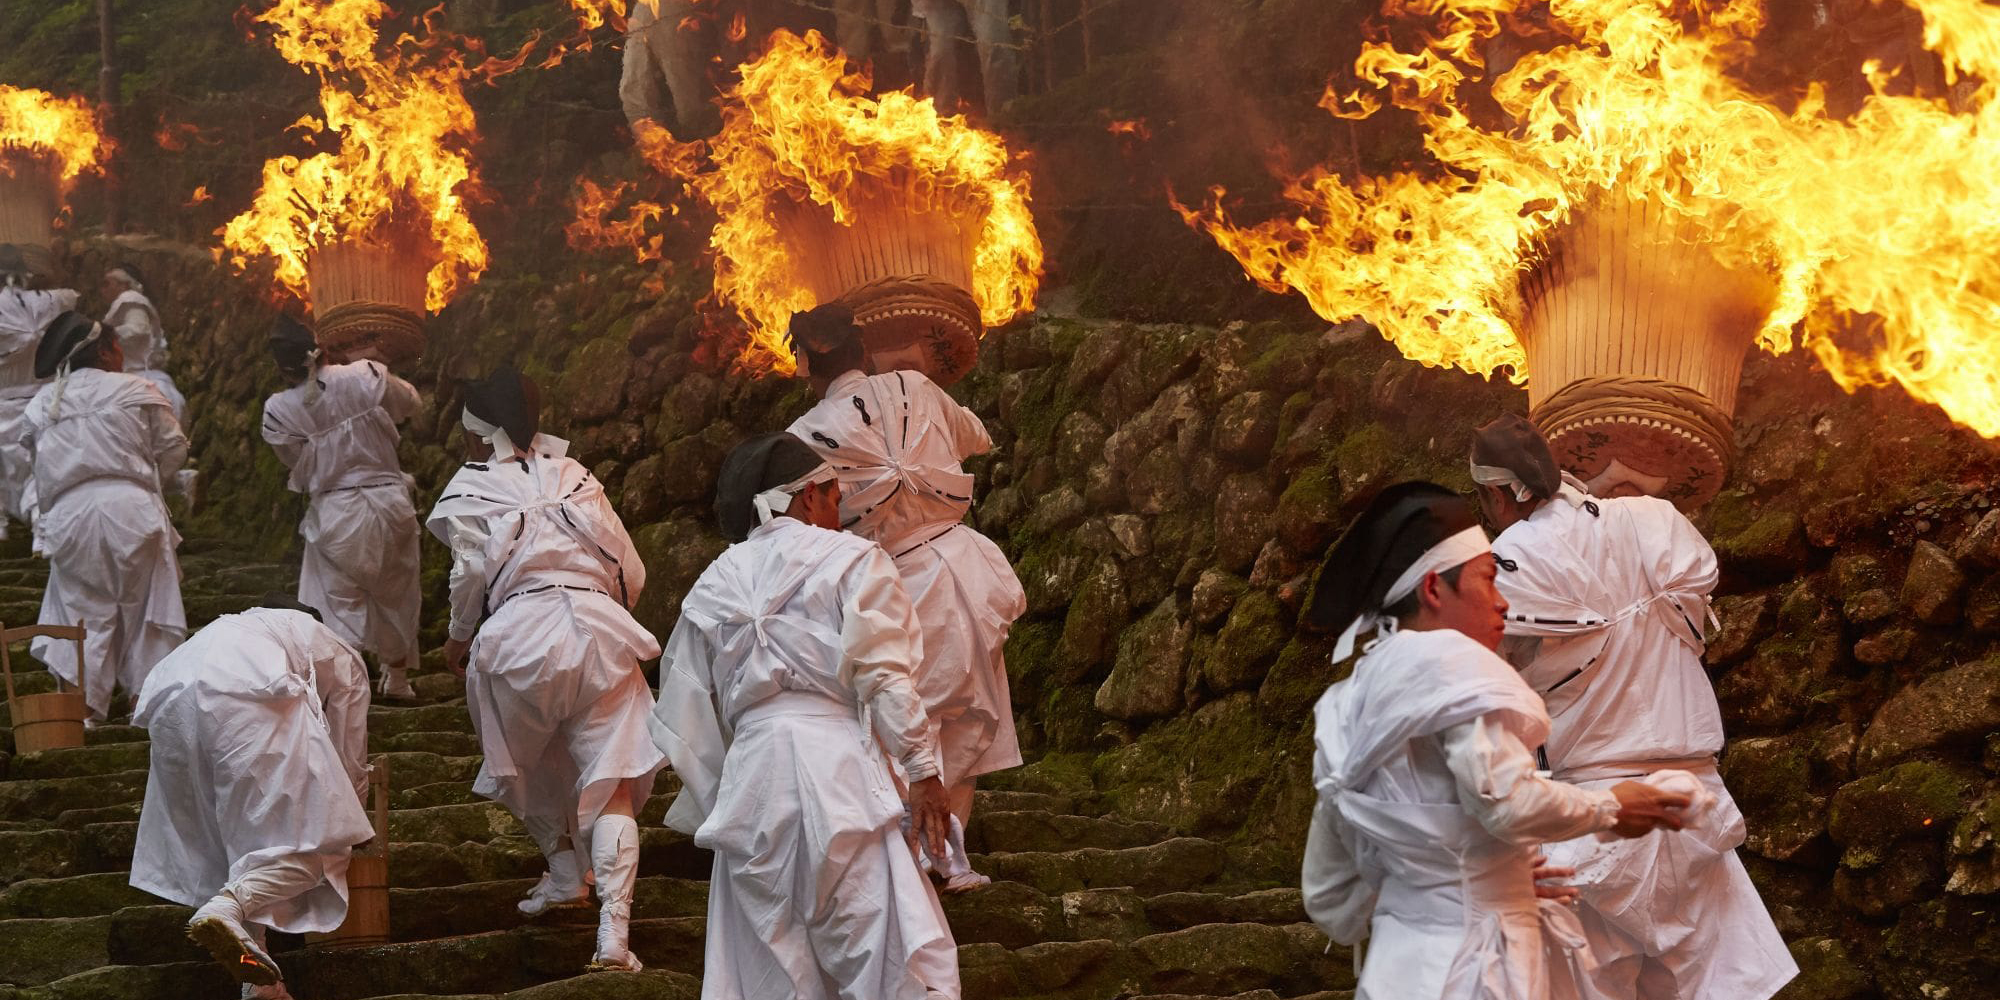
(1304, 481, 1484, 632)
(462, 366, 540, 450)
(1470, 413, 1561, 500)
(787, 302, 864, 377)
(0, 245, 27, 276)
(269, 313, 317, 373)
(34, 311, 105, 380)
(715, 432, 826, 541)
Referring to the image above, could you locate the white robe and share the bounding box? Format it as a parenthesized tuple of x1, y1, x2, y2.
(1493, 495, 1797, 1000)
(651, 516, 958, 1000)
(128, 609, 373, 934)
(105, 288, 186, 423)
(1303, 628, 1621, 1000)
(25, 367, 188, 719)
(426, 435, 664, 857)
(262, 361, 422, 666)
(788, 369, 1025, 788)
(0, 286, 75, 523)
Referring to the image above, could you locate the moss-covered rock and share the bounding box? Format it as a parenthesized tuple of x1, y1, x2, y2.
(1828, 761, 1972, 856)
(1205, 590, 1286, 694)
(1901, 540, 1967, 626)
(1057, 560, 1131, 684)
(1095, 598, 1192, 721)
(1859, 656, 2000, 770)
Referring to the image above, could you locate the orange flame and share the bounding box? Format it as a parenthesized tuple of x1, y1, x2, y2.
(187, 186, 214, 207)
(0, 85, 108, 185)
(220, 0, 488, 312)
(1184, 0, 2000, 437)
(566, 177, 671, 264)
(1106, 118, 1151, 140)
(636, 29, 1043, 370)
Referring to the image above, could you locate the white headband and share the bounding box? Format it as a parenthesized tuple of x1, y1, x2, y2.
(1469, 461, 1593, 508)
(461, 407, 519, 459)
(107, 267, 141, 292)
(752, 462, 836, 526)
(1333, 525, 1492, 662)
(1469, 462, 1535, 502)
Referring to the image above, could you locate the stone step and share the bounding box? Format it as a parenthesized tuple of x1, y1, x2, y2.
(279, 916, 708, 999)
(0, 872, 158, 919)
(355, 968, 702, 999)
(2, 740, 148, 781)
(962, 922, 1352, 1000)
(0, 904, 203, 986)
(970, 837, 1230, 897)
(0, 769, 147, 823)
(942, 883, 1305, 950)
(369, 703, 473, 738)
(964, 809, 1173, 854)
(371, 731, 482, 757)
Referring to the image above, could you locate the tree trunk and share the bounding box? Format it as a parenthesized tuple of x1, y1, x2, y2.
(98, 0, 121, 236)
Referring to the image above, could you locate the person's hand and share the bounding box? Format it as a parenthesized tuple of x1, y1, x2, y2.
(907, 776, 952, 861)
(1530, 852, 1579, 904)
(443, 637, 472, 679)
(1609, 780, 1689, 838)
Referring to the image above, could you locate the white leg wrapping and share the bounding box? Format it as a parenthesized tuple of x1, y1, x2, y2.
(518, 814, 590, 916)
(587, 814, 642, 972)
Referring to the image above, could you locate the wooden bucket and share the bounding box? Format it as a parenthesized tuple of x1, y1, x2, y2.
(306, 231, 430, 367)
(0, 153, 58, 279)
(1516, 195, 1775, 510)
(777, 181, 985, 387)
(306, 756, 390, 948)
(2, 623, 87, 754)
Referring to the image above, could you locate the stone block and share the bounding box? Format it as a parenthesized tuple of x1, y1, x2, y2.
(1095, 598, 1191, 721)
(1901, 540, 1966, 625)
(1859, 656, 2000, 769)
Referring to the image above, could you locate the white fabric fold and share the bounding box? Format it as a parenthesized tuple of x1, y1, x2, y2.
(1333, 525, 1493, 662)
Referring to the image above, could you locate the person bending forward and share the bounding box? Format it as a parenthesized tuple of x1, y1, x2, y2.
(427, 367, 662, 972)
(652, 432, 960, 1000)
(1302, 481, 1689, 1000)
(131, 603, 372, 1000)
(1470, 414, 1797, 1000)
(261, 315, 424, 699)
(786, 305, 1025, 883)
(0, 249, 75, 534)
(26, 311, 187, 723)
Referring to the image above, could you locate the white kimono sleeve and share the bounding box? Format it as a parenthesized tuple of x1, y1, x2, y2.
(651, 618, 727, 835)
(441, 516, 491, 642)
(376, 365, 422, 423)
(1442, 714, 1619, 844)
(838, 546, 939, 782)
(927, 380, 992, 460)
(148, 397, 188, 479)
(313, 635, 374, 804)
(587, 487, 648, 608)
(1302, 795, 1375, 945)
(260, 396, 305, 471)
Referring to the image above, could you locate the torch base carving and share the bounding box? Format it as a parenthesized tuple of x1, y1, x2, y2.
(833, 275, 982, 387)
(1532, 375, 1733, 510)
(316, 301, 426, 367)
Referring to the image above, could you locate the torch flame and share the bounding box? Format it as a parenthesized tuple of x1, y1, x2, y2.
(0, 86, 107, 185)
(220, 0, 488, 312)
(636, 29, 1043, 370)
(1184, 0, 2000, 437)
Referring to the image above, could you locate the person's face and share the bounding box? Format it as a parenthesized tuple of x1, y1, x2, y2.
(460, 426, 494, 461)
(95, 334, 125, 372)
(789, 478, 843, 530)
(99, 274, 118, 301)
(1476, 483, 1531, 532)
(1427, 553, 1509, 651)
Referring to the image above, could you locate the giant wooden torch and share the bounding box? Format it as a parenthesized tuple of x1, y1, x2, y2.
(305, 220, 434, 367)
(777, 178, 984, 386)
(0, 152, 59, 278)
(1516, 197, 1776, 510)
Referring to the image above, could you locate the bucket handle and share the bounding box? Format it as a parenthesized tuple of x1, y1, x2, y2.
(363, 754, 389, 859)
(1, 623, 86, 706)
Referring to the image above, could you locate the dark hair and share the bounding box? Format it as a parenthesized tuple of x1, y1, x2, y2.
(1381, 562, 1467, 622)
(788, 303, 865, 378)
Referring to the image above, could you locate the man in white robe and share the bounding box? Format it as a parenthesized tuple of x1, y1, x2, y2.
(426, 367, 663, 972)
(130, 601, 373, 1000)
(101, 263, 197, 503)
(620, 0, 720, 141)
(25, 312, 188, 724)
(651, 431, 960, 1000)
(912, 0, 1017, 113)
(1301, 480, 1692, 1000)
(0, 247, 75, 536)
(785, 305, 1023, 889)
(261, 315, 423, 699)
(1470, 414, 1798, 1000)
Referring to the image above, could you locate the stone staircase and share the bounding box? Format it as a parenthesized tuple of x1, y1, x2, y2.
(0, 545, 1355, 1000)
